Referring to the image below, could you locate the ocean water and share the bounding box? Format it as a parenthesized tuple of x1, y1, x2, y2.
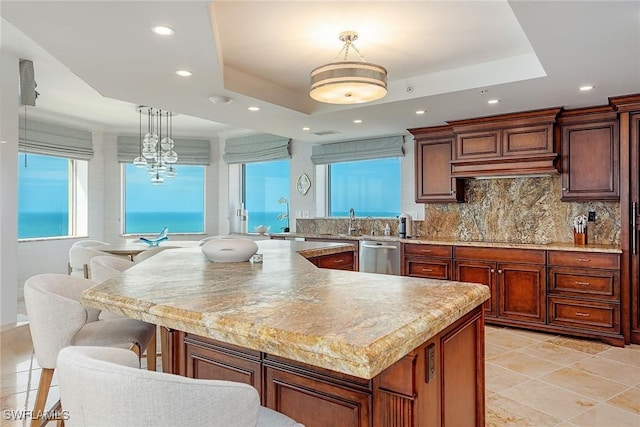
(247, 211, 288, 232)
(125, 212, 204, 234)
(19, 212, 69, 239)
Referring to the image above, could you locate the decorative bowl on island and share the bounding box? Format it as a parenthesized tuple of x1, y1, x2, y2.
(201, 238, 258, 263)
(254, 225, 270, 234)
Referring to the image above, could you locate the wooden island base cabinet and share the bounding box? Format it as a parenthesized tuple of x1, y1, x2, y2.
(165, 306, 485, 427)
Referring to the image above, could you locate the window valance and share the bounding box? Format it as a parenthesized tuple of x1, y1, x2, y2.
(18, 117, 93, 160)
(117, 136, 211, 166)
(310, 135, 404, 165)
(223, 134, 291, 164)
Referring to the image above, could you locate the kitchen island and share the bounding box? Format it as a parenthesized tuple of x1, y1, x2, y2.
(82, 240, 490, 427)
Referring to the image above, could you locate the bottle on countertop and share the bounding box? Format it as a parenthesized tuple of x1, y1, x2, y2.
(384, 223, 390, 236)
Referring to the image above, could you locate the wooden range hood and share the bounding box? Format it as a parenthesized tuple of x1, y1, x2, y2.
(447, 107, 563, 178)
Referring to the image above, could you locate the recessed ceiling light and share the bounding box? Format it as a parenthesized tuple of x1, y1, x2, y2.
(175, 70, 192, 77)
(209, 95, 233, 105)
(0, 140, 7, 144)
(579, 85, 594, 91)
(248, 106, 260, 112)
(302, 127, 310, 131)
(416, 110, 426, 115)
(353, 119, 363, 124)
(151, 26, 175, 36)
(487, 99, 500, 104)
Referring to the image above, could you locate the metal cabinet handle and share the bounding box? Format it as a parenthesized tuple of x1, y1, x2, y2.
(421, 249, 433, 253)
(575, 281, 591, 286)
(497, 269, 503, 274)
(333, 259, 344, 263)
(575, 312, 590, 317)
(490, 269, 495, 273)
(633, 202, 637, 255)
(574, 258, 591, 263)
(422, 268, 433, 272)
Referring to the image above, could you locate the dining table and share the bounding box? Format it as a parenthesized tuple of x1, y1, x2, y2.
(91, 240, 201, 260)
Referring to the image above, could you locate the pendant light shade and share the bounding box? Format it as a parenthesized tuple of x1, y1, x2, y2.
(309, 31, 387, 104)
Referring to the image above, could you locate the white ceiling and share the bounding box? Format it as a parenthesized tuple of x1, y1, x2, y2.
(1, 1, 639, 143)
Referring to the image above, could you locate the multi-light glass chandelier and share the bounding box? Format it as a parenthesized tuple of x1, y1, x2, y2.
(133, 106, 178, 185)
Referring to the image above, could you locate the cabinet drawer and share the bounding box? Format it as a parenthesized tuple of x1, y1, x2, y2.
(316, 252, 354, 270)
(405, 259, 452, 280)
(548, 297, 620, 333)
(548, 267, 619, 300)
(547, 251, 620, 269)
(454, 246, 545, 264)
(404, 244, 452, 258)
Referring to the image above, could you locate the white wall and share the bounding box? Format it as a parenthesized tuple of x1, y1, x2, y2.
(290, 140, 316, 230)
(1, 52, 19, 326)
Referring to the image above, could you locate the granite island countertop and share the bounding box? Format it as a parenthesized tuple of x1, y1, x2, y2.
(269, 232, 621, 253)
(82, 239, 490, 379)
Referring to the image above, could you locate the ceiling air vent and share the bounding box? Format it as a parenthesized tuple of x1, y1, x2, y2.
(313, 130, 341, 136)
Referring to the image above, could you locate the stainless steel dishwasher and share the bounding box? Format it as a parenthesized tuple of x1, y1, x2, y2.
(359, 240, 401, 275)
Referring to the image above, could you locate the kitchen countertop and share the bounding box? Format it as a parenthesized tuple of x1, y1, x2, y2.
(270, 233, 622, 254)
(81, 239, 490, 379)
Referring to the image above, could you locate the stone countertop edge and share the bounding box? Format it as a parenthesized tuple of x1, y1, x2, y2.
(271, 233, 621, 254)
(81, 240, 490, 380)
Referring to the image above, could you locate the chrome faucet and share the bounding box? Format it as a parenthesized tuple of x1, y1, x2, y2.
(348, 208, 357, 235)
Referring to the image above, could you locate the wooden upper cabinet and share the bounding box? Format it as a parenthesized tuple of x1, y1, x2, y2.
(559, 106, 619, 201)
(409, 126, 464, 203)
(448, 108, 562, 178)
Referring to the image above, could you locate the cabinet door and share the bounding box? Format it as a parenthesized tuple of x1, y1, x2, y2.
(561, 119, 619, 200)
(497, 263, 546, 323)
(264, 366, 371, 427)
(454, 130, 501, 160)
(415, 138, 464, 203)
(502, 124, 555, 157)
(455, 260, 496, 318)
(184, 337, 262, 392)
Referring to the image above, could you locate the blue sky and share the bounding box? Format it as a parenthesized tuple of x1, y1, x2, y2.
(125, 163, 204, 213)
(18, 153, 69, 213)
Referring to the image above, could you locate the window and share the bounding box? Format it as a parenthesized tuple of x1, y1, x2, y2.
(18, 153, 72, 239)
(243, 160, 290, 232)
(123, 164, 205, 234)
(329, 157, 401, 217)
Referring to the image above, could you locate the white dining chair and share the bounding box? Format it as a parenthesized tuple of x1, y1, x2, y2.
(24, 274, 156, 427)
(57, 346, 304, 427)
(71, 239, 109, 248)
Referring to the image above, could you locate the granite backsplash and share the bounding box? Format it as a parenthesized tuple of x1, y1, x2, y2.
(296, 175, 620, 245)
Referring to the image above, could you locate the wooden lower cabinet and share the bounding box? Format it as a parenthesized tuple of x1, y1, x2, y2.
(454, 247, 546, 325)
(174, 306, 485, 427)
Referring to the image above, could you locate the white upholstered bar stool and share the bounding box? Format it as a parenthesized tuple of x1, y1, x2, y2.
(89, 255, 158, 371)
(57, 346, 304, 427)
(24, 274, 156, 427)
(68, 247, 123, 278)
(89, 255, 134, 283)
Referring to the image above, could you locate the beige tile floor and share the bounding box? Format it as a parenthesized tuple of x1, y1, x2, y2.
(2, 305, 639, 426)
